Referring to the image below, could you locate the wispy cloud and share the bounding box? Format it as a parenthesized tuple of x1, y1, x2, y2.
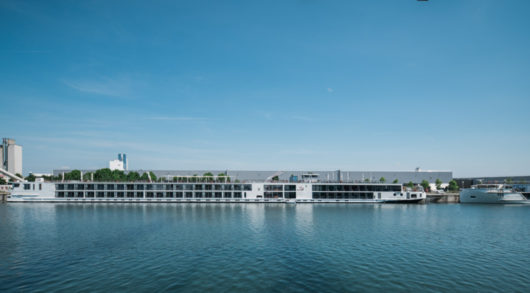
(291, 115, 313, 121)
(62, 77, 131, 97)
(327, 88, 334, 93)
(147, 116, 206, 121)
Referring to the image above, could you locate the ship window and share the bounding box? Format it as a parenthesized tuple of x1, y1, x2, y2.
(234, 192, 242, 198)
(224, 185, 233, 190)
(117, 185, 124, 190)
(106, 184, 114, 190)
(97, 192, 104, 197)
(185, 192, 192, 197)
(57, 192, 64, 197)
(86, 184, 94, 190)
(205, 192, 213, 198)
(39, 184, 42, 190)
(146, 192, 154, 198)
(243, 185, 252, 191)
(67, 184, 74, 190)
(166, 192, 174, 198)
(224, 192, 232, 198)
(86, 192, 94, 198)
(175, 192, 183, 198)
(24, 184, 30, 190)
(117, 192, 124, 198)
(97, 184, 105, 190)
(215, 192, 222, 198)
(175, 185, 183, 190)
(127, 184, 134, 190)
(156, 192, 163, 198)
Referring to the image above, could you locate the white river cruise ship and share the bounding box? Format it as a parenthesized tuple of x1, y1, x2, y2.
(8, 181, 425, 203)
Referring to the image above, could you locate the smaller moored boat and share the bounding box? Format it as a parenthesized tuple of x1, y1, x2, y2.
(460, 184, 530, 204)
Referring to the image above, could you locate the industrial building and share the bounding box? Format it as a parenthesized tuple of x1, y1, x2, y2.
(109, 153, 128, 171)
(1, 138, 23, 176)
(53, 168, 452, 189)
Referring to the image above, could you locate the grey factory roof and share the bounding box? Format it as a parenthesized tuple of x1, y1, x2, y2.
(53, 169, 453, 183)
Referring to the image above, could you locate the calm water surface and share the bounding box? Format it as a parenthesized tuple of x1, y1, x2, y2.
(0, 203, 529, 292)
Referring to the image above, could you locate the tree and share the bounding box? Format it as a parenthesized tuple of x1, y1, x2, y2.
(379, 177, 386, 183)
(364, 178, 370, 183)
(406, 181, 414, 188)
(435, 179, 442, 190)
(393, 179, 398, 184)
(505, 178, 513, 184)
(217, 173, 226, 182)
(140, 172, 150, 181)
(0, 177, 7, 184)
(16, 173, 23, 179)
(64, 170, 81, 181)
(149, 172, 157, 182)
(25, 174, 36, 182)
(448, 180, 459, 192)
(203, 172, 214, 182)
(127, 171, 140, 182)
(94, 168, 113, 181)
(272, 176, 279, 181)
(420, 180, 430, 192)
(83, 172, 92, 181)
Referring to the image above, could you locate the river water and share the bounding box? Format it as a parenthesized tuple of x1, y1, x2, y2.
(0, 203, 528, 292)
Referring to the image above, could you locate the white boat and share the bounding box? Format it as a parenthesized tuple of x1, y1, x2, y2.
(7, 181, 426, 204)
(460, 184, 529, 204)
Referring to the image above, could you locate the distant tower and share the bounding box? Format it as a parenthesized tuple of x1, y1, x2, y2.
(123, 154, 127, 170)
(116, 153, 128, 171)
(0, 138, 23, 175)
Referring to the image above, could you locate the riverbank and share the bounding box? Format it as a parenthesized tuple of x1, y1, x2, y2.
(426, 193, 459, 203)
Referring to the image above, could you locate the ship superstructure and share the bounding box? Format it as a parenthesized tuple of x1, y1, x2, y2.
(8, 180, 425, 203)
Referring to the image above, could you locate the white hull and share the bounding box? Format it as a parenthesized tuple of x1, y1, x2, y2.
(460, 189, 529, 204)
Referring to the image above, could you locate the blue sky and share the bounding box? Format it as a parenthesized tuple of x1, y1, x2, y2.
(1, 0, 529, 177)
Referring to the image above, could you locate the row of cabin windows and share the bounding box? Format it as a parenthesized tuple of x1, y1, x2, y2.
(23, 183, 43, 190)
(312, 192, 374, 199)
(56, 191, 245, 198)
(263, 185, 296, 191)
(263, 192, 297, 199)
(56, 184, 252, 191)
(312, 185, 401, 192)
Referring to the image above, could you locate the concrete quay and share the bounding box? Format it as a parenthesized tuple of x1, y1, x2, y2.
(426, 193, 459, 203)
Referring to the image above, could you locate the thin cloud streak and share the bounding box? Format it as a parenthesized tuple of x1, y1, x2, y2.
(62, 77, 131, 97)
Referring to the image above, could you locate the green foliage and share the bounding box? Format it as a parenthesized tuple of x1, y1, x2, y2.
(0, 177, 7, 184)
(94, 168, 113, 181)
(149, 172, 157, 182)
(272, 175, 279, 181)
(203, 172, 214, 182)
(25, 174, 36, 182)
(505, 178, 513, 184)
(217, 173, 226, 182)
(140, 172, 150, 181)
(435, 178, 442, 189)
(83, 172, 92, 181)
(448, 180, 459, 192)
(64, 170, 81, 181)
(127, 171, 140, 181)
(393, 179, 398, 184)
(406, 181, 414, 188)
(420, 180, 430, 191)
(379, 177, 386, 183)
(16, 173, 23, 179)
(364, 178, 370, 183)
